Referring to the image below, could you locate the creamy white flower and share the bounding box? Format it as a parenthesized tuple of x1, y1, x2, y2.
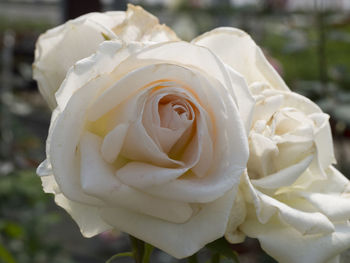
(36, 30, 255, 257)
(192, 27, 289, 91)
(226, 82, 350, 263)
(33, 4, 178, 109)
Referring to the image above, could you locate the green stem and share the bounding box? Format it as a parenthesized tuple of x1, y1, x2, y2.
(188, 253, 198, 263)
(130, 236, 145, 263)
(142, 243, 154, 263)
(211, 253, 220, 263)
(106, 252, 133, 263)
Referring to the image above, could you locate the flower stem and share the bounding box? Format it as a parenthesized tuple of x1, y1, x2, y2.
(130, 235, 145, 263)
(106, 252, 133, 263)
(142, 242, 154, 263)
(188, 253, 198, 263)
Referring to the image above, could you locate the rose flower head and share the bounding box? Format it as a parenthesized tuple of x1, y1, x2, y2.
(34, 5, 256, 258)
(34, 4, 350, 262)
(218, 37, 350, 263)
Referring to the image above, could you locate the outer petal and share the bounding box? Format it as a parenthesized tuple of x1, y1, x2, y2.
(192, 27, 289, 90)
(100, 187, 237, 258)
(54, 193, 112, 238)
(225, 65, 255, 133)
(281, 90, 336, 171)
(243, 174, 334, 235)
(251, 155, 314, 189)
(241, 216, 350, 263)
(49, 41, 138, 204)
(112, 4, 179, 42)
(299, 166, 350, 222)
(33, 12, 125, 108)
(56, 41, 143, 111)
(40, 175, 60, 195)
(225, 187, 247, 243)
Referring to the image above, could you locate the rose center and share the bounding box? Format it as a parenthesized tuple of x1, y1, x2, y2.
(158, 96, 193, 131)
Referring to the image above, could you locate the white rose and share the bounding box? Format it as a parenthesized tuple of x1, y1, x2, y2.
(35, 20, 261, 256)
(33, 4, 178, 109)
(226, 82, 350, 263)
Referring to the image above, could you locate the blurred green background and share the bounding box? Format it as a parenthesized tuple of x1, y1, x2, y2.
(0, 0, 349, 262)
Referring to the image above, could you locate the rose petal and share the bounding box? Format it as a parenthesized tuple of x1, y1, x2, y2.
(57, 40, 143, 111)
(191, 112, 214, 177)
(241, 217, 350, 263)
(37, 159, 52, 177)
(243, 174, 335, 235)
(49, 41, 151, 204)
(225, 65, 255, 133)
(41, 175, 60, 194)
(121, 116, 184, 167)
(143, 164, 244, 203)
(122, 41, 233, 94)
(101, 123, 129, 163)
(54, 193, 112, 237)
(299, 166, 350, 221)
(225, 188, 247, 243)
(142, 90, 194, 153)
(51, 77, 107, 206)
(100, 187, 236, 259)
(251, 155, 313, 189)
(248, 132, 279, 178)
(112, 4, 178, 42)
(192, 27, 289, 90)
(311, 112, 336, 170)
(117, 162, 190, 188)
(80, 132, 193, 223)
(33, 12, 125, 108)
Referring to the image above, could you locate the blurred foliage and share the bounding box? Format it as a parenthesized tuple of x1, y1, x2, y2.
(0, 170, 74, 263)
(0, 17, 52, 34)
(262, 22, 350, 91)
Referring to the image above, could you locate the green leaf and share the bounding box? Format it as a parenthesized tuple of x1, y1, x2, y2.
(101, 32, 111, 41)
(0, 243, 16, 263)
(206, 238, 240, 263)
(106, 252, 133, 263)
